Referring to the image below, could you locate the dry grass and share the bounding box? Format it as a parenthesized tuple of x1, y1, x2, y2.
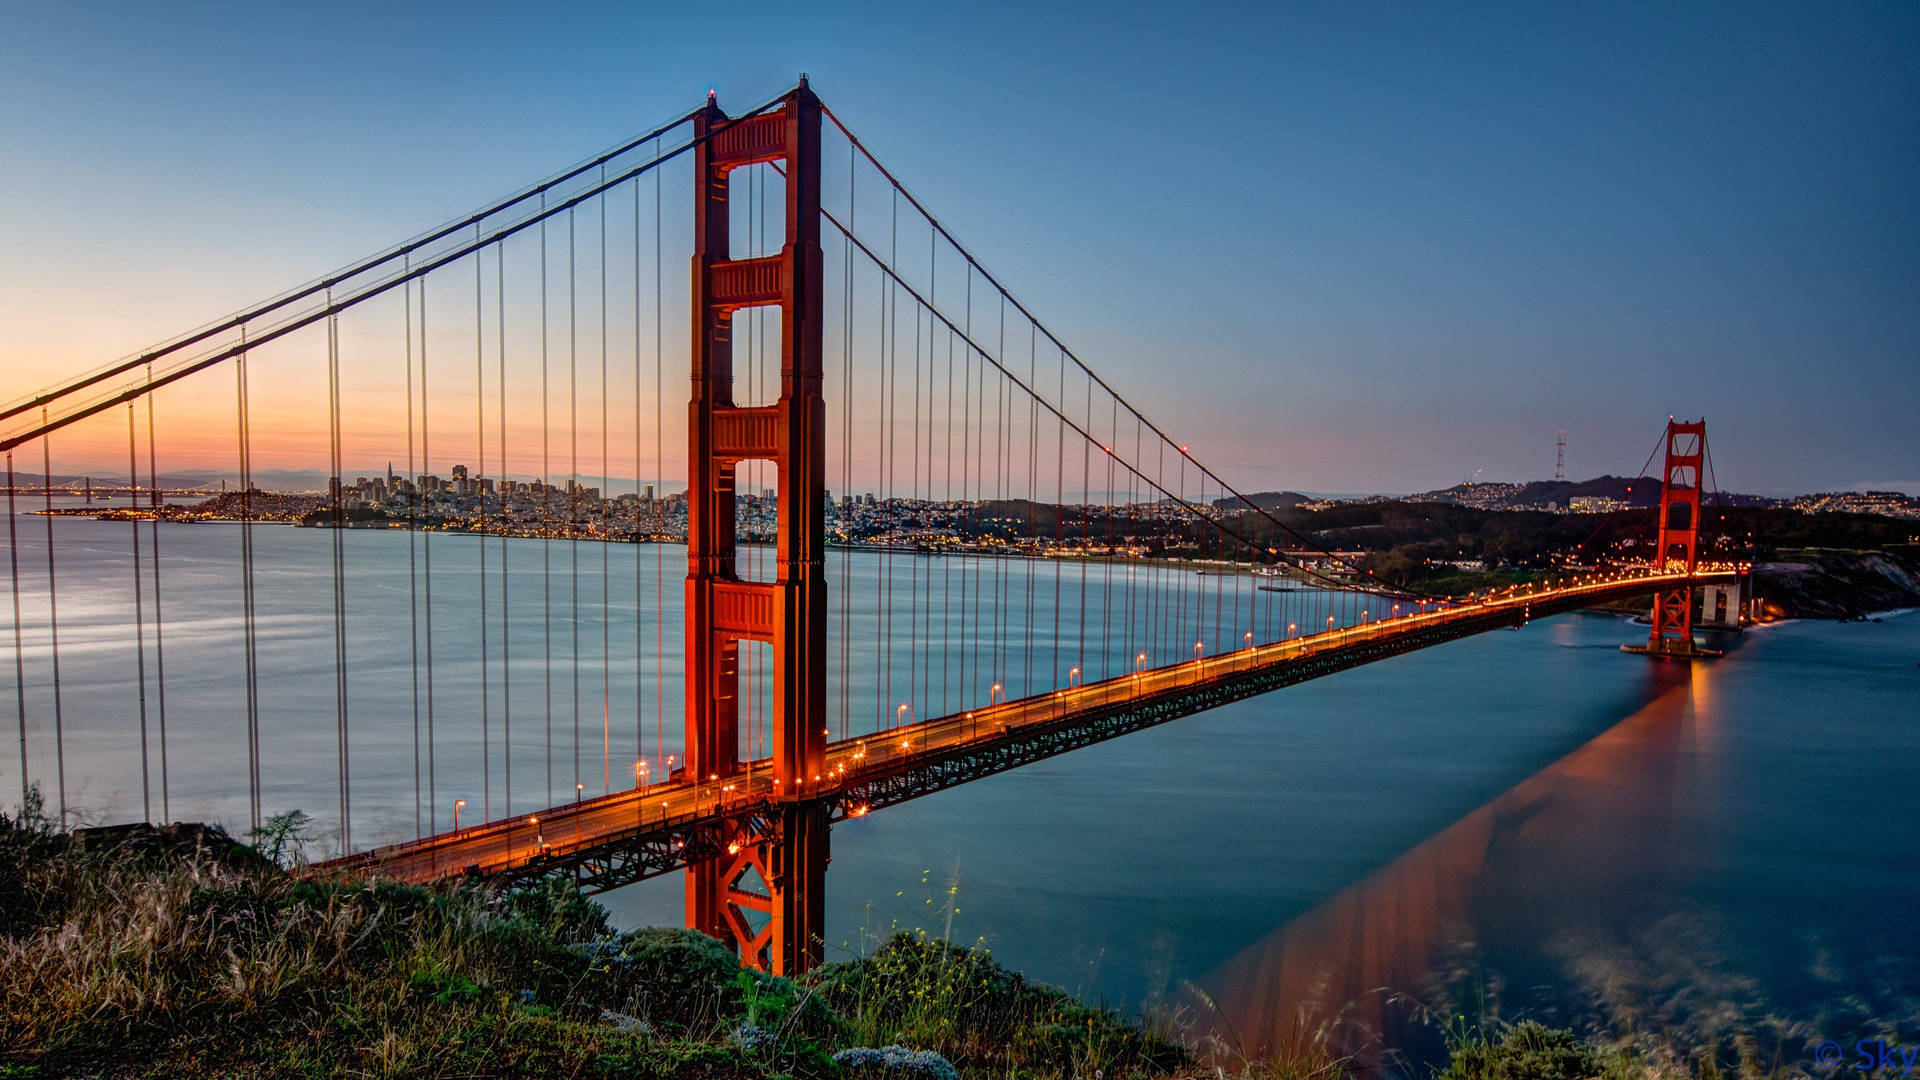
(0, 793, 1304, 1079)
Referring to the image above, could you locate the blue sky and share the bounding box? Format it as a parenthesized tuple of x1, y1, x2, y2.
(2, 1, 1914, 495)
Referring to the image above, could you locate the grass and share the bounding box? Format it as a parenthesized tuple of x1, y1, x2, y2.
(0, 792, 1210, 1079)
(5, 791, 1784, 1080)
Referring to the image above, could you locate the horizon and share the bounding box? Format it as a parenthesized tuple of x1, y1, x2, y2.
(13, 461, 1911, 503)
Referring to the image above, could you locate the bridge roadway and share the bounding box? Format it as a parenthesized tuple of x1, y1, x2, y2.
(319, 566, 1738, 894)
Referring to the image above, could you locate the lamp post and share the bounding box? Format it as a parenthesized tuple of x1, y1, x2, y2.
(1068, 665, 1081, 687)
(453, 798, 465, 831)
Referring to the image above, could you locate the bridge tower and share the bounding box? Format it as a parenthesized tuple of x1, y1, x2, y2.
(1642, 418, 1712, 658)
(685, 79, 830, 973)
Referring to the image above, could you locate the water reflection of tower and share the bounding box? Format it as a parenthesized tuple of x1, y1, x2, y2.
(1190, 660, 1700, 1070)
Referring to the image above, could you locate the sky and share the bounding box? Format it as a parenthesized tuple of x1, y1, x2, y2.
(1, 1, 1915, 496)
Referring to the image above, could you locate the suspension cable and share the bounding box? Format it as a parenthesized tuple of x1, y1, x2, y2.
(819, 105, 1425, 598)
(3, 95, 793, 456)
(1, 105, 715, 428)
(821, 208, 1412, 602)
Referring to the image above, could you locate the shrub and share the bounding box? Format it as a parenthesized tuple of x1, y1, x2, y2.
(1441, 1021, 1643, 1080)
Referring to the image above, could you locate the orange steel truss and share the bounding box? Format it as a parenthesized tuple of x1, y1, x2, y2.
(684, 79, 829, 974)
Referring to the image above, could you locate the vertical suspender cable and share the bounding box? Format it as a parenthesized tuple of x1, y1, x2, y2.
(641, 171, 648, 776)
(942, 328, 954, 718)
(599, 168, 611, 796)
(40, 415, 66, 826)
(1023, 326, 1037, 694)
(840, 145, 853, 739)
(569, 206, 580, 799)
(907, 262, 919, 719)
(1077, 378, 1090, 682)
(7, 454, 25, 810)
(1101, 400, 1116, 675)
(998, 295, 1013, 687)
(651, 142, 664, 776)
(1052, 349, 1064, 686)
(235, 347, 259, 830)
(475, 236, 490, 822)
(127, 405, 151, 821)
(146, 371, 168, 821)
(327, 297, 350, 849)
(405, 269, 422, 838)
(876, 261, 888, 729)
(498, 240, 511, 818)
(422, 284, 437, 835)
(964, 309, 976, 705)
(542, 202, 554, 807)
(881, 195, 895, 728)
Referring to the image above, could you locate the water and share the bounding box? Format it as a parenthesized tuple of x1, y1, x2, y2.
(7, 506, 1918, 1067)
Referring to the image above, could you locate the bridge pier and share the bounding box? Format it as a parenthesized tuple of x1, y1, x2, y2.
(686, 802, 828, 974)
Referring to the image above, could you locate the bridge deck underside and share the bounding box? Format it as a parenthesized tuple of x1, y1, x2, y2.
(318, 571, 1734, 894)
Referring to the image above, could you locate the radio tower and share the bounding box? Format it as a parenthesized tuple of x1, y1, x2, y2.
(1555, 429, 1567, 481)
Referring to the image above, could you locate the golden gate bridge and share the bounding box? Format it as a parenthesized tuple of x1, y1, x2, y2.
(0, 78, 1738, 974)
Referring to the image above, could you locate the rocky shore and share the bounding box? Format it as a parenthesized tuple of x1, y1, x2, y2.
(1754, 548, 1920, 619)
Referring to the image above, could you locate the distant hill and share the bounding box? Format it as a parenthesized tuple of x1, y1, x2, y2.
(1211, 491, 1313, 512)
(1413, 475, 1779, 511)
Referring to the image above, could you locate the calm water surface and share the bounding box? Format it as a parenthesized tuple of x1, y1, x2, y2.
(7, 507, 1917, 1066)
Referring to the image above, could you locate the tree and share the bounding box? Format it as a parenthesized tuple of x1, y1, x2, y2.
(248, 809, 314, 866)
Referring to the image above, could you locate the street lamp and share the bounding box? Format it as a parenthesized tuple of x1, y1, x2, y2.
(989, 682, 1004, 705)
(575, 783, 584, 804)
(453, 798, 466, 830)
(1194, 640, 1203, 660)
(1135, 652, 1148, 672)
(1068, 665, 1081, 687)
(897, 702, 912, 726)
(635, 760, 650, 789)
